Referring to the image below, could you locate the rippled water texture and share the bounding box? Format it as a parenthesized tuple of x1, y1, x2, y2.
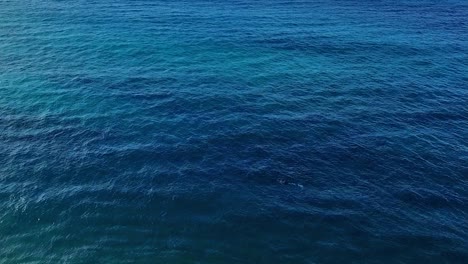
(1, 0, 467, 263)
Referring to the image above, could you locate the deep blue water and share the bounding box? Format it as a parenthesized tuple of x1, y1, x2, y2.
(1, 0, 467, 263)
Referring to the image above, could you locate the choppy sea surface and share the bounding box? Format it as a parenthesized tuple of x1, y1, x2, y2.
(1, 0, 467, 263)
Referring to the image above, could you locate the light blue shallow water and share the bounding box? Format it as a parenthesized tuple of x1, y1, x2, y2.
(1, 0, 467, 263)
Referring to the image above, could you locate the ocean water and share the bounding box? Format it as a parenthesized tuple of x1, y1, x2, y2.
(1, 0, 467, 263)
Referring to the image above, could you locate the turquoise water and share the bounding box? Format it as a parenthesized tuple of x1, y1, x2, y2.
(1, 0, 467, 263)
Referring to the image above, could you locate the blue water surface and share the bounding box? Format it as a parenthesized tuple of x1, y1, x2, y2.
(1, 0, 467, 263)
